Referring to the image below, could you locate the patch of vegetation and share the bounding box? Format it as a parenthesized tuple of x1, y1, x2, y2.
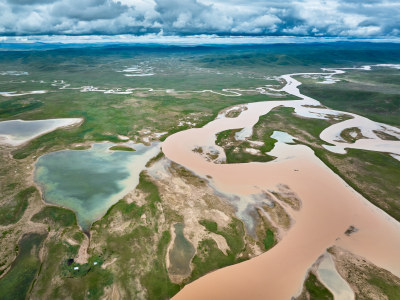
(263, 229, 275, 250)
(199, 219, 218, 232)
(0, 233, 47, 300)
(109, 145, 136, 151)
(0, 186, 37, 225)
(0, 99, 43, 118)
(190, 239, 241, 282)
(216, 129, 275, 163)
(30, 227, 114, 299)
(170, 163, 207, 187)
(368, 275, 400, 299)
(103, 200, 145, 220)
(192, 146, 203, 154)
(191, 218, 248, 282)
(145, 151, 164, 168)
(373, 130, 399, 141)
(31, 206, 77, 228)
(200, 218, 246, 254)
(254, 207, 278, 250)
(141, 230, 181, 299)
(137, 172, 161, 217)
(299, 272, 334, 300)
(225, 110, 242, 118)
(72, 145, 91, 150)
(340, 127, 364, 143)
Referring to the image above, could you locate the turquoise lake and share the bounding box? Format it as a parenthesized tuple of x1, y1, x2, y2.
(34, 142, 160, 231)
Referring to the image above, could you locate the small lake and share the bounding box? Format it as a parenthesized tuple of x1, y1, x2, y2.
(0, 118, 82, 146)
(168, 223, 195, 276)
(34, 142, 160, 231)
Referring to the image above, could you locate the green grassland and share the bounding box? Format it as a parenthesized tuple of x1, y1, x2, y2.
(0, 186, 37, 225)
(0, 233, 48, 300)
(31, 206, 77, 228)
(298, 68, 400, 126)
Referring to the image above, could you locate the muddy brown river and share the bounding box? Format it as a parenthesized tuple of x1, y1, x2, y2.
(162, 66, 400, 299)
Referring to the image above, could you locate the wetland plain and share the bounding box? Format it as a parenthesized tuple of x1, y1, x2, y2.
(0, 43, 399, 299)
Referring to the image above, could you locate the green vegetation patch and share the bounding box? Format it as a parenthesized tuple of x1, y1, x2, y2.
(137, 171, 161, 217)
(145, 151, 164, 168)
(0, 233, 48, 300)
(216, 129, 275, 163)
(190, 218, 248, 282)
(59, 255, 113, 299)
(200, 218, 245, 254)
(0, 99, 43, 118)
(301, 272, 334, 300)
(340, 127, 364, 143)
(34, 237, 113, 299)
(72, 145, 91, 150)
(263, 229, 275, 251)
(0, 186, 37, 225)
(141, 230, 181, 299)
(373, 130, 399, 141)
(31, 206, 77, 228)
(368, 275, 400, 300)
(109, 145, 136, 152)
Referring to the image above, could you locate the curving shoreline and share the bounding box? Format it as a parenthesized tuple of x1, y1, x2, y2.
(0, 118, 83, 146)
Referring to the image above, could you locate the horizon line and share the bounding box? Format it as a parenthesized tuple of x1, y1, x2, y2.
(2, 35, 400, 46)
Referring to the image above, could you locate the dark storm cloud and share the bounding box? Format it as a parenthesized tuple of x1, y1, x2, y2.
(0, 0, 399, 37)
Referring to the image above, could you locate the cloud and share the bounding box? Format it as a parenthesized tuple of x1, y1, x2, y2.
(51, 0, 126, 21)
(0, 0, 399, 37)
(6, 0, 57, 4)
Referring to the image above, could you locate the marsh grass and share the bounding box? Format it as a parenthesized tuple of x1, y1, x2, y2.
(0, 186, 37, 225)
(0, 233, 47, 300)
(31, 206, 77, 228)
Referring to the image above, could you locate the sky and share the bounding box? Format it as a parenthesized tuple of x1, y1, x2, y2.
(0, 0, 399, 38)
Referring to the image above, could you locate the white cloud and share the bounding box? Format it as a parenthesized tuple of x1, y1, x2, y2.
(0, 0, 399, 37)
